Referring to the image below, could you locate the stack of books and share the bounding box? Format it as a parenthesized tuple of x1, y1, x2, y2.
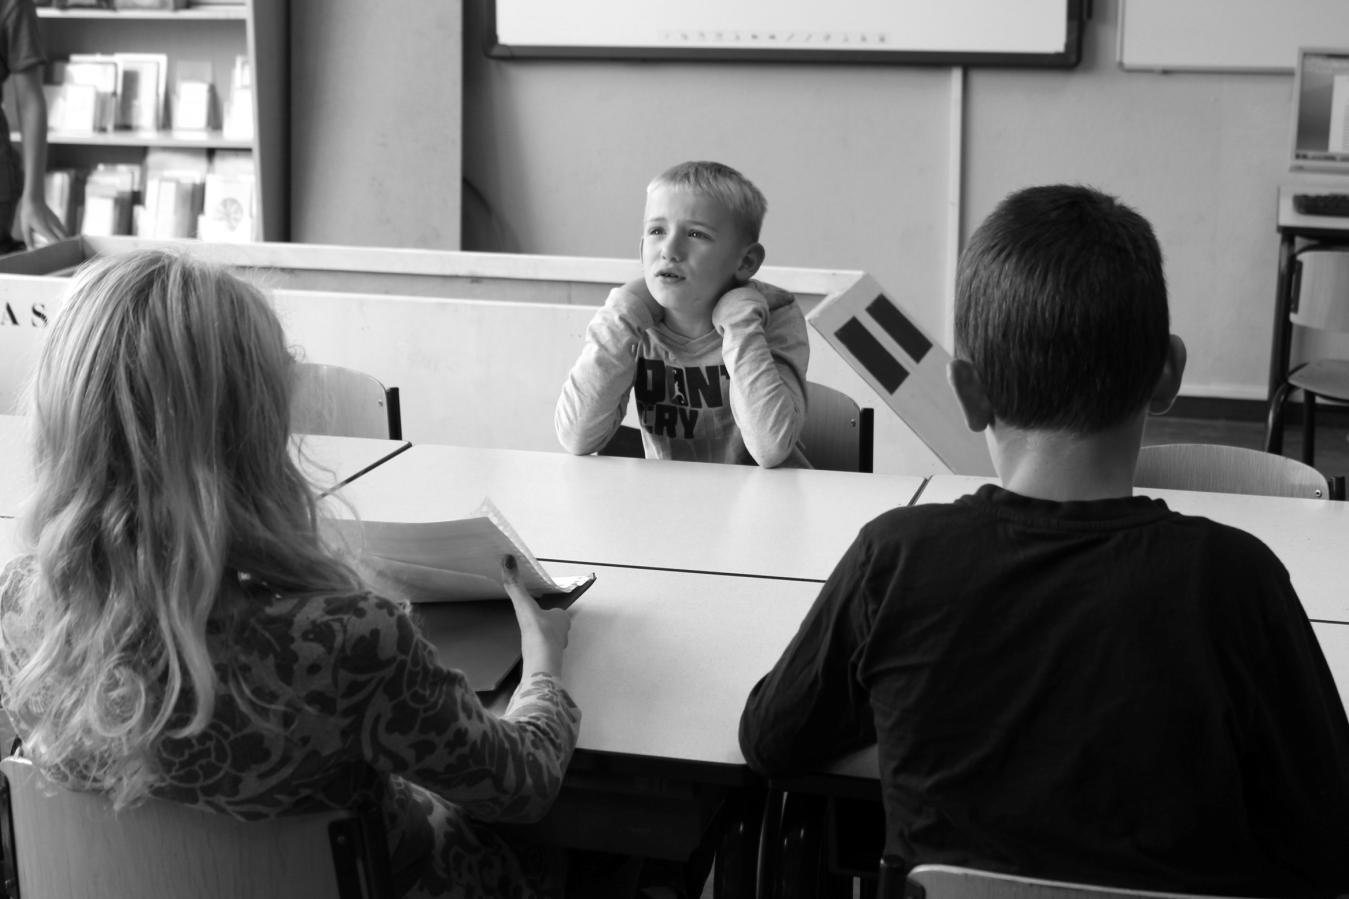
(45, 52, 168, 133)
(47, 150, 257, 241)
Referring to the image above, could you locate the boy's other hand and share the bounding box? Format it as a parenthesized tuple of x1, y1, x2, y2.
(614, 277, 664, 324)
(712, 285, 769, 334)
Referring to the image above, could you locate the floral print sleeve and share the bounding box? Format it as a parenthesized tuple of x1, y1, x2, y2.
(335, 596, 580, 823)
(3, 573, 581, 899)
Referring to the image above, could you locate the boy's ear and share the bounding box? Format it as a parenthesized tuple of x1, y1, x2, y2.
(947, 359, 995, 432)
(735, 242, 766, 283)
(1148, 334, 1188, 415)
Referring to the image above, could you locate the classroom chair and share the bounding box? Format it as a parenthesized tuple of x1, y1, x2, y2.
(800, 382, 875, 473)
(1134, 442, 1339, 500)
(756, 789, 878, 899)
(0, 756, 394, 899)
(1265, 246, 1349, 465)
(888, 862, 1260, 899)
(597, 381, 875, 471)
(292, 362, 402, 440)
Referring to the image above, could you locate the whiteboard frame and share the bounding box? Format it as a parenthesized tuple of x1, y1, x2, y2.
(484, 0, 1087, 68)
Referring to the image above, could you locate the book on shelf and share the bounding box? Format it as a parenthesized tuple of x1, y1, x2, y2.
(56, 56, 120, 131)
(138, 148, 208, 238)
(170, 61, 215, 132)
(44, 168, 87, 233)
(113, 53, 167, 131)
(326, 499, 595, 604)
(197, 150, 255, 242)
(221, 55, 253, 140)
(112, 0, 187, 9)
(44, 83, 101, 133)
(80, 164, 139, 236)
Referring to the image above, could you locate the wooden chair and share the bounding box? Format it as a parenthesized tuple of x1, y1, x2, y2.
(800, 382, 875, 473)
(598, 380, 876, 472)
(292, 362, 402, 440)
(1265, 246, 1349, 465)
(1135, 442, 1338, 500)
(0, 756, 394, 899)
(888, 862, 1259, 899)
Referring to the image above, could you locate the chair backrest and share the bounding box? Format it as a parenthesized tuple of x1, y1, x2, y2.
(1291, 247, 1349, 333)
(1134, 443, 1332, 500)
(897, 863, 1258, 899)
(800, 381, 875, 473)
(292, 362, 402, 440)
(0, 756, 393, 899)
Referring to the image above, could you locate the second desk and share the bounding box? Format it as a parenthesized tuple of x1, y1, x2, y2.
(329, 444, 926, 582)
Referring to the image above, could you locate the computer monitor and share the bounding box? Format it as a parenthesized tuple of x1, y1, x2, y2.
(1290, 48, 1349, 173)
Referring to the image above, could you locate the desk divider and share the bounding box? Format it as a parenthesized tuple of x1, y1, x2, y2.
(0, 238, 955, 470)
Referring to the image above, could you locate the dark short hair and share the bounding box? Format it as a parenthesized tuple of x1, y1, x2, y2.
(954, 184, 1170, 433)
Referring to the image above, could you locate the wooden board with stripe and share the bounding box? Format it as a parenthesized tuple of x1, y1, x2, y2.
(809, 274, 994, 475)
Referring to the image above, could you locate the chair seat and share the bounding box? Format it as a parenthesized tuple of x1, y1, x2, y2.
(1288, 358, 1349, 401)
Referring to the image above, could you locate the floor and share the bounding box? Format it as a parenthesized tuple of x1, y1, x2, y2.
(1143, 412, 1349, 484)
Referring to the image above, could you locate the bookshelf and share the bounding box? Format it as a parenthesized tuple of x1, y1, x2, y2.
(22, 0, 287, 240)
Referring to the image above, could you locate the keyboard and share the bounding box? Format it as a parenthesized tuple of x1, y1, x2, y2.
(1292, 192, 1349, 217)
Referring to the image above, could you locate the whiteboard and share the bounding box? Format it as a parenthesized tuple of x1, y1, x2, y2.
(1119, 0, 1349, 73)
(487, 0, 1086, 67)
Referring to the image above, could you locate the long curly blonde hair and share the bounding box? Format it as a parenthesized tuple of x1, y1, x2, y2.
(0, 249, 363, 808)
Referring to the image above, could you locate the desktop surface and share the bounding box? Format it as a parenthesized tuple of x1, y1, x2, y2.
(528, 562, 817, 768)
(330, 444, 925, 581)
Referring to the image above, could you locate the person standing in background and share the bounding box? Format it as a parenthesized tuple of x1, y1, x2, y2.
(0, 0, 67, 252)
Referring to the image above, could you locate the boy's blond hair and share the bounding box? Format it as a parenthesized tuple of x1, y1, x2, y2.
(648, 160, 768, 242)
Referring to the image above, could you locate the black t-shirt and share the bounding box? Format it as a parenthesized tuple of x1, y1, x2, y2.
(740, 485, 1349, 897)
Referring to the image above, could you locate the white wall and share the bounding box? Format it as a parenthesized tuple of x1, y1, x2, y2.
(290, 1, 462, 249)
(963, 1, 1290, 401)
(462, 0, 1305, 408)
(462, 1, 957, 340)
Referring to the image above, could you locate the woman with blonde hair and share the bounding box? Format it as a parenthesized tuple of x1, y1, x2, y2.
(0, 249, 578, 898)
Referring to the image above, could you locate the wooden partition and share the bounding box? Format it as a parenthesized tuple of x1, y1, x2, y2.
(0, 239, 953, 473)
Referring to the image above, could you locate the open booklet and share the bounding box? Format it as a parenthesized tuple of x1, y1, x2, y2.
(325, 499, 594, 604)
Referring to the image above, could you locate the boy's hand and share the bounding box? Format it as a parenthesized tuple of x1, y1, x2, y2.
(712, 285, 769, 334)
(613, 277, 664, 325)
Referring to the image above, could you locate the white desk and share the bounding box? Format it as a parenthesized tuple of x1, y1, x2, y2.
(290, 433, 411, 493)
(0, 415, 409, 518)
(541, 562, 816, 767)
(920, 475, 1349, 625)
(332, 444, 924, 581)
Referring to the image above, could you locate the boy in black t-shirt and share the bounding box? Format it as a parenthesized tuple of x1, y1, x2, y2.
(739, 184, 1349, 896)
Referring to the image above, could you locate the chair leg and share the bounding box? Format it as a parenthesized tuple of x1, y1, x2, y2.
(756, 789, 784, 899)
(769, 793, 830, 899)
(1265, 382, 1295, 456)
(1302, 392, 1317, 466)
(712, 784, 765, 899)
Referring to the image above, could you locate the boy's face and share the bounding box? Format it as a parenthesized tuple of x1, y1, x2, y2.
(641, 185, 754, 321)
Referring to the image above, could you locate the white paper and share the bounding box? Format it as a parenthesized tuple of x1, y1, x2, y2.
(327, 499, 592, 603)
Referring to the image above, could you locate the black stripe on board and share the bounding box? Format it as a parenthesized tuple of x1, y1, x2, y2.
(836, 317, 908, 393)
(867, 294, 931, 364)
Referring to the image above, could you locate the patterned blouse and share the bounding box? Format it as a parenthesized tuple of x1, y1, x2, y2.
(0, 559, 582, 899)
